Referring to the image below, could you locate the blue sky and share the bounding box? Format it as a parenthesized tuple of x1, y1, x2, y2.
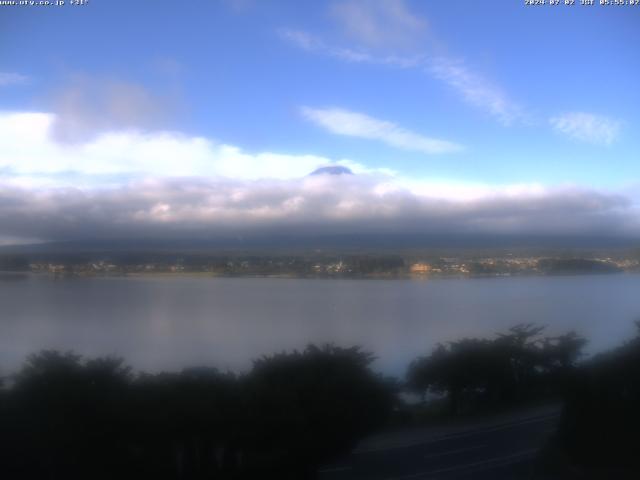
(0, 0, 638, 243)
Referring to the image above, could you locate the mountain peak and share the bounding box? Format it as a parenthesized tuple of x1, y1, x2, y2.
(309, 165, 354, 176)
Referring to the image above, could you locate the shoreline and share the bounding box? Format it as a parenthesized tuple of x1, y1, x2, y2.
(1, 270, 635, 281)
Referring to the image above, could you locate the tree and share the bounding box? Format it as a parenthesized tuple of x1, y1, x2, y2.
(556, 322, 640, 471)
(408, 324, 586, 415)
(4, 351, 132, 479)
(243, 344, 395, 478)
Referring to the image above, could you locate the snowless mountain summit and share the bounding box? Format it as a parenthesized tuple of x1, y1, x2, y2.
(309, 165, 354, 176)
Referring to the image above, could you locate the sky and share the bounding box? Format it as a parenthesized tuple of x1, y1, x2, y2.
(0, 0, 639, 245)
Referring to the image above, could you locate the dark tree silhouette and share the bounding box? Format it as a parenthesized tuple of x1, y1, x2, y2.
(0, 344, 394, 479)
(407, 324, 586, 415)
(555, 321, 640, 473)
(242, 344, 395, 478)
(127, 367, 241, 478)
(3, 351, 132, 479)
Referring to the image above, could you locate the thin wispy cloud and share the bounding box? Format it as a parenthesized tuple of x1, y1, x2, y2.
(329, 0, 427, 49)
(301, 107, 463, 154)
(428, 58, 523, 126)
(0, 72, 30, 86)
(277, 29, 424, 68)
(280, 26, 524, 126)
(550, 112, 621, 145)
(49, 75, 177, 143)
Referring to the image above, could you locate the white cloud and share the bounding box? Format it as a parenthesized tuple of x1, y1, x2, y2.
(550, 112, 621, 145)
(428, 58, 523, 126)
(329, 0, 427, 48)
(280, 30, 524, 125)
(0, 72, 30, 86)
(280, 1, 524, 125)
(1, 110, 636, 243)
(301, 107, 463, 154)
(49, 75, 176, 142)
(0, 111, 374, 185)
(277, 29, 424, 68)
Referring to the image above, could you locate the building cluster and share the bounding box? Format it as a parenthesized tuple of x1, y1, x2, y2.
(15, 254, 640, 278)
(409, 256, 640, 277)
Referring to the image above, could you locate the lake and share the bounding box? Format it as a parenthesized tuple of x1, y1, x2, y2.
(1, 273, 639, 377)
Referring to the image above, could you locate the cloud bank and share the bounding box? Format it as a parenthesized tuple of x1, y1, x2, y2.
(0, 110, 637, 245)
(0, 175, 636, 244)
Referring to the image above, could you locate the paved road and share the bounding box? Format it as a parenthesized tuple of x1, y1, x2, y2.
(319, 406, 560, 480)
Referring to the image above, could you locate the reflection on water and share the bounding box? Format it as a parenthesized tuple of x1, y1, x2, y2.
(0, 272, 30, 282)
(1, 273, 639, 376)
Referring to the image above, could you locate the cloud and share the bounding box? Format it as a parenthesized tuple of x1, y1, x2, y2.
(280, 30, 523, 125)
(277, 29, 424, 68)
(151, 56, 184, 76)
(1, 110, 636, 244)
(428, 58, 523, 126)
(0, 111, 375, 186)
(550, 112, 621, 145)
(0, 72, 30, 86)
(47, 75, 177, 143)
(0, 175, 637, 243)
(301, 107, 463, 154)
(329, 0, 427, 48)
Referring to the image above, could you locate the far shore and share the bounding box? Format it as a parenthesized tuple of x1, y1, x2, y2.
(1, 269, 633, 281)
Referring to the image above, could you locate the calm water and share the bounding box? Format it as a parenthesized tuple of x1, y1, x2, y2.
(1, 273, 639, 376)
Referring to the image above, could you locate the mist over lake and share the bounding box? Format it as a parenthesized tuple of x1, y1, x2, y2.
(2, 273, 639, 377)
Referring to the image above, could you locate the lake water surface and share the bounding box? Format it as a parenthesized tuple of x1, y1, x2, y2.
(1, 273, 639, 377)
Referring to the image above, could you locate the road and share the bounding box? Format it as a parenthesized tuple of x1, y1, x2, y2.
(318, 405, 560, 480)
